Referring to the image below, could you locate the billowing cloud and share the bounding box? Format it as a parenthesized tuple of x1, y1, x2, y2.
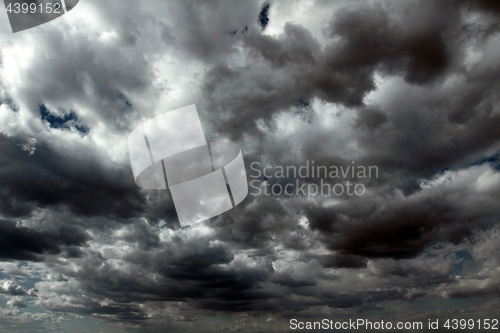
(0, 0, 500, 332)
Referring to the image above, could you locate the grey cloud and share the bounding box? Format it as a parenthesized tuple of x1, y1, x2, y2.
(6, 298, 28, 308)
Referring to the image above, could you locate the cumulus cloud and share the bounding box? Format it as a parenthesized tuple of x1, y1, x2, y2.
(0, 280, 37, 297)
(6, 298, 28, 308)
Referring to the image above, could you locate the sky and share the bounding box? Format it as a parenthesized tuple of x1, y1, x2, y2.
(0, 0, 500, 332)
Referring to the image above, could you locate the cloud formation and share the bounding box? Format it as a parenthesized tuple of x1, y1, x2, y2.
(0, 0, 500, 331)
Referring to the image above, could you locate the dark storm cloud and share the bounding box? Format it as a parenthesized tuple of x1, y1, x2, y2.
(191, 0, 500, 322)
(461, 0, 500, 14)
(0, 132, 146, 219)
(202, 0, 465, 141)
(305, 189, 498, 260)
(198, 0, 500, 266)
(315, 253, 367, 269)
(1, 0, 500, 331)
(37, 235, 278, 318)
(210, 195, 298, 251)
(352, 78, 500, 189)
(327, 4, 455, 85)
(0, 218, 87, 261)
(202, 23, 324, 139)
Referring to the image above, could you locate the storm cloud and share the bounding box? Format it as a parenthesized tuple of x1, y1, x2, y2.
(0, 0, 500, 332)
